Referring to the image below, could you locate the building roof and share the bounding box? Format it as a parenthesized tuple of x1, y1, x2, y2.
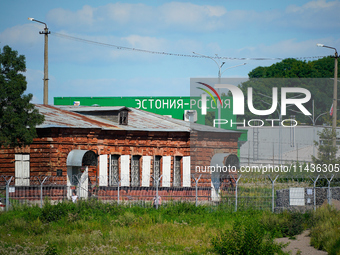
(35, 104, 240, 134)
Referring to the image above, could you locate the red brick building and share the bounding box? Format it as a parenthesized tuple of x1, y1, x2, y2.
(0, 105, 240, 201)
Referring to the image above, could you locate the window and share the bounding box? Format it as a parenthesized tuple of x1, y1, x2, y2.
(109, 155, 120, 186)
(15, 154, 30, 186)
(174, 156, 182, 187)
(153, 156, 161, 187)
(119, 110, 128, 125)
(131, 155, 140, 187)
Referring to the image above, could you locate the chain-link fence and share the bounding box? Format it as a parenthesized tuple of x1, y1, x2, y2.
(1, 173, 339, 212)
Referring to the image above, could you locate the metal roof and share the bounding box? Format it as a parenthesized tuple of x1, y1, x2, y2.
(35, 104, 240, 134)
(35, 105, 121, 130)
(58, 106, 130, 112)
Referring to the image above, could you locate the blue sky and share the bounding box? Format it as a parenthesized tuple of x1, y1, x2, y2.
(1, 0, 339, 104)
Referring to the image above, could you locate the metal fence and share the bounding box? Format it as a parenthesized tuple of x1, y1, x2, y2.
(1, 173, 340, 212)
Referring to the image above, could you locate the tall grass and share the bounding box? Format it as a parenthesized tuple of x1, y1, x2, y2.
(0, 200, 338, 254)
(310, 205, 340, 255)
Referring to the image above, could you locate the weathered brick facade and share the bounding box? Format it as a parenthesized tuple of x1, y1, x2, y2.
(0, 105, 240, 201)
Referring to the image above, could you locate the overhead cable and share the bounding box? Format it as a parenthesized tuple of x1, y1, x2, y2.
(51, 32, 326, 61)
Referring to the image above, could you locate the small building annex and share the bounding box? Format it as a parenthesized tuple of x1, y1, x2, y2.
(0, 105, 241, 202)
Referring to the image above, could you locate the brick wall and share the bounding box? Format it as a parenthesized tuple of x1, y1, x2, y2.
(0, 127, 240, 191)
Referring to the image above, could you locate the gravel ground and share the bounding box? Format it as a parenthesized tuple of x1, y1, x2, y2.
(276, 230, 327, 255)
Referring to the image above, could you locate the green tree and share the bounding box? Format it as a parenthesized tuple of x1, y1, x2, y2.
(205, 111, 215, 127)
(312, 128, 338, 165)
(0, 45, 44, 147)
(234, 57, 338, 125)
(248, 57, 339, 78)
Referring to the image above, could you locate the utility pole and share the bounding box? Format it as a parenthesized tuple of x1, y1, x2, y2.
(317, 44, 338, 146)
(29, 18, 50, 105)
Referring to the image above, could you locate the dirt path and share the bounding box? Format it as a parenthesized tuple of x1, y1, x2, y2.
(276, 230, 327, 255)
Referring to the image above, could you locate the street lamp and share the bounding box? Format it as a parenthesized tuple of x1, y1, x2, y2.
(317, 43, 338, 146)
(28, 17, 50, 105)
(193, 52, 246, 128)
(193, 52, 246, 79)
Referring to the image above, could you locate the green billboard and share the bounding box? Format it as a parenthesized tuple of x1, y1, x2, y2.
(54, 96, 237, 130)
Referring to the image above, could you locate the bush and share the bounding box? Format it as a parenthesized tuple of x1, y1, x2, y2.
(211, 217, 288, 255)
(261, 211, 310, 238)
(310, 205, 340, 254)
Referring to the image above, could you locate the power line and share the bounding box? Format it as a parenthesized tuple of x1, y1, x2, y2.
(51, 32, 326, 61)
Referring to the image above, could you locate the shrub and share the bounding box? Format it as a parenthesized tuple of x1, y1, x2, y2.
(310, 205, 340, 254)
(211, 217, 288, 255)
(261, 211, 310, 238)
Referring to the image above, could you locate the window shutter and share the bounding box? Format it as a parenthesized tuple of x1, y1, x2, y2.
(142, 156, 151, 187)
(99, 155, 108, 186)
(182, 156, 191, 187)
(162, 156, 171, 187)
(120, 155, 130, 186)
(15, 154, 30, 186)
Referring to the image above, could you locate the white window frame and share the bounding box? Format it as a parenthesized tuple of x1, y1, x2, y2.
(15, 154, 30, 186)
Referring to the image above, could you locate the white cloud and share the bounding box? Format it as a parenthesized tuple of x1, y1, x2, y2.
(25, 68, 44, 88)
(284, 0, 340, 30)
(123, 35, 167, 51)
(51, 77, 189, 98)
(233, 37, 340, 74)
(46, 2, 227, 33)
(2, 1, 339, 80)
(23, 68, 45, 104)
(47, 5, 94, 30)
(0, 23, 42, 47)
(158, 2, 226, 31)
(287, 0, 338, 12)
(47, 31, 169, 64)
(98, 3, 153, 25)
(43, 1, 340, 36)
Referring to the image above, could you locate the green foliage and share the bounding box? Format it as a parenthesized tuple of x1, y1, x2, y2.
(248, 57, 339, 79)
(0, 45, 44, 147)
(205, 111, 215, 126)
(236, 56, 338, 125)
(261, 211, 309, 238)
(45, 244, 59, 255)
(0, 200, 338, 254)
(211, 217, 288, 255)
(312, 128, 339, 165)
(310, 205, 340, 254)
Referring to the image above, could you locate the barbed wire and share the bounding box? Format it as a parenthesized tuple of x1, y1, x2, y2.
(51, 32, 326, 61)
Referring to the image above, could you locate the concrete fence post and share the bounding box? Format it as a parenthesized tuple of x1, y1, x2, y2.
(114, 176, 121, 205)
(2, 176, 13, 211)
(268, 175, 279, 213)
(231, 174, 241, 212)
(310, 175, 320, 211)
(36, 176, 48, 208)
(151, 175, 163, 210)
(192, 174, 202, 207)
(326, 175, 334, 205)
(77, 175, 81, 200)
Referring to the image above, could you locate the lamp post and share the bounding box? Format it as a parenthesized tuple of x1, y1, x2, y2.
(317, 44, 338, 146)
(28, 17, 50, 105)
(193, 52, 246, 128)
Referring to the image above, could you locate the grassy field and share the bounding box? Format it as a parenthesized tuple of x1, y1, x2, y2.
(0, 200, 339, 255)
